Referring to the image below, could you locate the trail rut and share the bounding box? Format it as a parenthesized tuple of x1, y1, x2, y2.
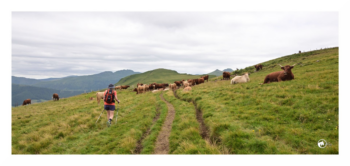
(154, 93, 176, 154)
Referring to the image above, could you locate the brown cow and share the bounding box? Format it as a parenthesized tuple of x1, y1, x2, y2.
(188, 79, 194, 86)
(89, 97, 94, 100)
(121, 85, 130, 89)
(22, 99, 31, 106)
(255, 64, 263, 71)
(115, 86, 122, 90)
(263, 64, 296, 84)
(133, 88, 138, 94)
(223, 72, 231, 80)
(201, 75, 209, 82)
(198, 78, 204, 84)
(174, 81, 182, 87)
(53, 93, 59, 101)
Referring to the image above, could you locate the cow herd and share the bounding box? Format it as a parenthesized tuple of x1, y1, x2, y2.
(19, 64, 296, 106)
(133, 75, 210, 94)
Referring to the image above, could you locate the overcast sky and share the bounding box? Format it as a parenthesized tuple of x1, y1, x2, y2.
(12, 12, 338, 79)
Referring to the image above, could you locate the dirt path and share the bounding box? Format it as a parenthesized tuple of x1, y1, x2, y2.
(154, 93, 176, 154)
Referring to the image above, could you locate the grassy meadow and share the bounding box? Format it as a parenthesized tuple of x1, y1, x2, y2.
(12, 47, 338, 154)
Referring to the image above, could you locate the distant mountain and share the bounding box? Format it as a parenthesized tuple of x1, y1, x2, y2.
(116, 68, 216, 87)
(223, 68, 233, 72)
(12, 84, 85, 106)
(207, 69, 223, 76)
(12, 69, 140, 91)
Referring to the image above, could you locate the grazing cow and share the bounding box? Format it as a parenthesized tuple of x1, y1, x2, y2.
(53, 93, 59, 101)
(223, 72, 231, 80)
(174, 81, 182, 87)
(169, 83, 177, 91)
(193, 78, 199, 85)
(183, 86, 192, 91)
(255, 64, 263, 71)
(137, 84, 146, 94)
(148, 83, 156, 90)
(231, 73, 250, 84)
(96, 92, 104, 104)
(121, 85, 130, 90)
(182, 80, 190, 87)
(263, 64, 296, 84)
(115, 86, 122, 90)
(137, 83, 143, 88)
(133, 88, 138, 94)
(153, 83, 166, 90)
(89, 97, 94, 100)
(188, 79, 194, 86)
(198, 78, 204, 84)
(22, 99, 31, 106)
(201, 75, 209, 82)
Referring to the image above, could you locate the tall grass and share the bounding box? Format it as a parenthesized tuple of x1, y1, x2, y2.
(175, 48, 338, 154)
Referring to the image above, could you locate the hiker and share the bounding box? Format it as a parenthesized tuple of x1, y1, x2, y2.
(104, 84, 120, 127)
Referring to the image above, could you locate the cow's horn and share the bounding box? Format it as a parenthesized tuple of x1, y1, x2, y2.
(278, 64, 283, 67)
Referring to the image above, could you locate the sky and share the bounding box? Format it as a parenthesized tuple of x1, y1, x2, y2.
(12, 11, 338, 79)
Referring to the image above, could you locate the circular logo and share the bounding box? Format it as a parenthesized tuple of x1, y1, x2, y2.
(318, 139, 327, 148)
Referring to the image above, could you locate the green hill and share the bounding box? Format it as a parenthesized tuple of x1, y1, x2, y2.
(12, 84, 85, 106)
(12, 69, 140, 91)
(207, 69, 223, 76)
(116, 68, 215, 87)
(11, 47, 338, 154)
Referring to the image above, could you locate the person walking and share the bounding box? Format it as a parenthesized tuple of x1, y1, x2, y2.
(104, 84, 120, 127)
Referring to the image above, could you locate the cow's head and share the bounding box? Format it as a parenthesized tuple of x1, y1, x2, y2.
(279, 64, 296, 75)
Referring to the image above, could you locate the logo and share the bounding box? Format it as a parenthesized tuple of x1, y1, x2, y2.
(318, 139, 327, 148)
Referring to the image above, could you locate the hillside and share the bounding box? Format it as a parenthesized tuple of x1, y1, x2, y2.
(116, 68, 215, 87)
(12, 47, 338, 154)
(12, 84, 85, 106)
(207, 69, 223, 76)
(12, 69, 140, 91)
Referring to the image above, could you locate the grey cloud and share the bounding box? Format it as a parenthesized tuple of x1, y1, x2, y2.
(12, 12, 338, 79)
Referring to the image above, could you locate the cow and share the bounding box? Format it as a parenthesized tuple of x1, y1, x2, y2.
(174, 81, 182, 87)
(223, 72, 231, 80)
(169, 83, 177, 91)
(121, 85, 130, 90)
(255, 64, 263, 71)
(53, 93, 59, 101)
(89, 97, 94, 100)
(183, 86, 192, 91)
(262, 64, 296, 84)
(115, 86, 122, 91)
(137, 83, 143, 88)
(22, 99, 31, 106)
(193, 78, 199, 85)
(96, 92, 104, 104)
(201, 75, 209, 82)
(133, 88, 138, 94)
(148, 83, 155, 90)
(137, 84, 146, 94)
(198, 78, 204, 84)
(182, 80, 190, 87)
(231, 73, 250, 84)
(188, 79, 194, 86)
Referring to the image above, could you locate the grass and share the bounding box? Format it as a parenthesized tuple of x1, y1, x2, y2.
(12, 89, 167, 154)
(12, 47, 338, 154)
(175, 47, 338, 154)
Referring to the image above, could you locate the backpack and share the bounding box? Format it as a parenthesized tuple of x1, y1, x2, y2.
(104, 89, 115, 103)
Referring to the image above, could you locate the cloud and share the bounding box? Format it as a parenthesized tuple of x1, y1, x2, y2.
(12, 12, 338, 79)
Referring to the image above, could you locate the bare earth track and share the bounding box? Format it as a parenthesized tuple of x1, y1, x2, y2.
(154, 93, 176, 154)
